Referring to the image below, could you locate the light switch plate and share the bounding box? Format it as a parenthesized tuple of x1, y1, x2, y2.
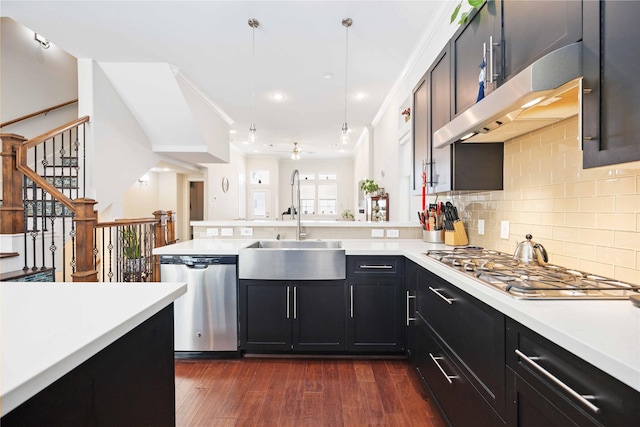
(221, 228, 233, 237)
(500, 221, 510, 239)
(386, 229, 399, 238)
(206, 227, 219, 237)
(240, 227, 253, 236)
(371, 229, 384, 238)
(478, 220, 485, 236)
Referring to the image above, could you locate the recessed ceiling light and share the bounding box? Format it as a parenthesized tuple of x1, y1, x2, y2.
(354, 92, 368, 100)
(271, 93, 285, 101)
(324, 73, 334, 80)
(229, 129, 237, 134)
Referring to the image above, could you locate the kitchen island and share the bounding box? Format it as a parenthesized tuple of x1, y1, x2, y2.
(155, 238, 640, 394)
(0, 282, 186, 426)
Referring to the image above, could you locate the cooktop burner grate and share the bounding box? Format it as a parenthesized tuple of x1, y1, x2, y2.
(424, 248, 640, 299)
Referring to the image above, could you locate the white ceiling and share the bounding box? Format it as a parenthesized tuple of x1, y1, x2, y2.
(2, 0, 449, 160)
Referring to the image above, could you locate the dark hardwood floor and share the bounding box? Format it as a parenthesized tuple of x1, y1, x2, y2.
(175, 357, 447, 427)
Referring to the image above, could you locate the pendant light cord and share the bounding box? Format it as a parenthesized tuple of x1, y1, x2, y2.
(344, 21, 349, 125)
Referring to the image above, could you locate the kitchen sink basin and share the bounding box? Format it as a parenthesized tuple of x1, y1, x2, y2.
(246, 240, 343, 249)
(239, 240, 345, 280)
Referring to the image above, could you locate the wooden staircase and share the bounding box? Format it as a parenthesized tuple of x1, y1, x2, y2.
(1, 116, 175, 282)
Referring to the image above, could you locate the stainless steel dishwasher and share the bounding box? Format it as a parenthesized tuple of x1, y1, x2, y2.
(160, 255, 238, 353)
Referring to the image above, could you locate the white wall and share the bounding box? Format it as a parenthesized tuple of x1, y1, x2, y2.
(0, 17, 78, 138)
(203, 148, 247, 220)
(356, 5, 459, 220)
(78, 59, 168, 218)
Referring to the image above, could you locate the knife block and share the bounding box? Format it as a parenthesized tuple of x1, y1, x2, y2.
(445, 220, 469, 246)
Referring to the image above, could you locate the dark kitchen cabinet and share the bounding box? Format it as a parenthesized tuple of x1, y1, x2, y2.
(414, 320, 506, 427)
(452, 0, 502, 116)
(428, 44, 453, 194)
(502, 0, 582, 84)
(347, 256, 405, 353)
(506, 318, 640, 427)
(239, 279, 346, 352)
(412, 74, 428, 193)
(413, 42, 503, 194)
(417, 266, 506, 419)
(583, 0, 640, 167)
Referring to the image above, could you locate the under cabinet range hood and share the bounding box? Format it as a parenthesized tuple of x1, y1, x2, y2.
(433, 42, 582, 148)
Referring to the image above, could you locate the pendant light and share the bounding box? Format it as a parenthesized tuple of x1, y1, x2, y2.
(291, 142, 302, 160)
(340, 18, 352, 145)
(248, 18, 259, 143)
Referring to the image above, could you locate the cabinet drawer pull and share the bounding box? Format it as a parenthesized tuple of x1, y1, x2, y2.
(429, 286, 453, 304)
(406, 291, 416, 326)
(429, 353, 458, 384)
(515, 349, 601, 414)
(359, 264, 393, 269)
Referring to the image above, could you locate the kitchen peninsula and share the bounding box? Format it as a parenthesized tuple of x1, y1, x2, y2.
(155, 238, 640, 396)
(0, 282, 186, 426)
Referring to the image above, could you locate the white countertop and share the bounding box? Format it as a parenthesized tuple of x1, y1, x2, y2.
(0, 282, 187, 416)
(154, 238, 640, 392)
(191, 220, 421, 228)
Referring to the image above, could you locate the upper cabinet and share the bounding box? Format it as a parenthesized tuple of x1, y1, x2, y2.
(428, 45, 453, 194)
(502, 0, 582, 83)
(451, 0, 502, 117)
(412, 77, 428, 193)
(583, 0, 640, 168)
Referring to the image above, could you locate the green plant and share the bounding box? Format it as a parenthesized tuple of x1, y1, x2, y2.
(451, 0, 484, 25)
(360, 179, 379, 195)
(121, 226, 142, 259)
(340, 209, 355, 220)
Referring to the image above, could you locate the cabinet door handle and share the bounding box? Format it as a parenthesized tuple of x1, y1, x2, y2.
(286, 286, 290, 319)
(293, 286, 297, 319)
(406, 291, 416, 326)
(429, 353, 458, 384)
(489, 35, 495, 83)
(359, 264, 393, 269)
(429, 286, 453, 305)
(515, 349, 601, 414)
(350, 285, 354, 318)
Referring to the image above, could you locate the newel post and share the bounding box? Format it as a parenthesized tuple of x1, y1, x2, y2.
(72, 198, 98, 282)
(152, 210, 167, 282)
(166, 210, 176, 244)
(0, 134, 27, 234)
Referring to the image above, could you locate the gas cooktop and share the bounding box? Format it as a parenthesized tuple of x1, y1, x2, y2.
(424, 247, 640, 300)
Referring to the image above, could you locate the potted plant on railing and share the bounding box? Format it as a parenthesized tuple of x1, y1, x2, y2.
(121, 226, 146, 282)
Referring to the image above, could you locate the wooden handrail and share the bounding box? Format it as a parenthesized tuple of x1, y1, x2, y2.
(15, 116, 91, 214)
(22, 115, 90, 149)
(0, 99, 78, 128)
(96, 218, 159, 228)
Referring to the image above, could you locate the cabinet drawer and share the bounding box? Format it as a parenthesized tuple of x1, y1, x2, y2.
(348, 256, 404, 276)
(507, 319, 640, 426)
(416, 267, 505, 416)
(414, 321, 505, 427)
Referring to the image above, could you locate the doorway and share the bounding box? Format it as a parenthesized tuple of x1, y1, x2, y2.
(189, 181, 204, 239)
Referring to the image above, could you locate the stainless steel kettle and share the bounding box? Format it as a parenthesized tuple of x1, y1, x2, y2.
(513, 234, 548, 265)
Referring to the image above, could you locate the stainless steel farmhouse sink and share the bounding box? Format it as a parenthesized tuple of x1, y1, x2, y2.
(238, 240, 345, 280)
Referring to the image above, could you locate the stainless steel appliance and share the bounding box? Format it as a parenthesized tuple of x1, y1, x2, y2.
(425, 248, 640, 300)
(160, 255, 238, 352)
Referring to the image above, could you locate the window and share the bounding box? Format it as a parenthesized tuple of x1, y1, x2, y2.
(295, 174, 338, 217)
(317, 183, 337, 215)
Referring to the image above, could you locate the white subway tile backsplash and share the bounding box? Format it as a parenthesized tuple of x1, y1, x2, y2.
(454, 117, 640, 284)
